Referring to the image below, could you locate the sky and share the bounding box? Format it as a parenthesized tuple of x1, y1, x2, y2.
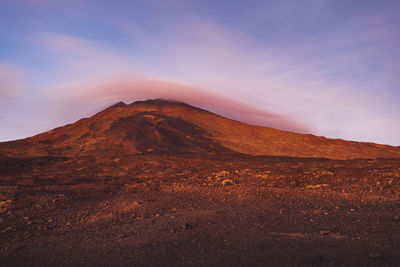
(0, 0, 399, 145)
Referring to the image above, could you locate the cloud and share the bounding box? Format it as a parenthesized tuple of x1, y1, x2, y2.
(0, 62, 25, 99)
(35, 32, 310, 133)
(127, 16, 400, 145)
(35, 32, 140, 78)
(48, 77, 311, 133)
(18, 11, 400, 145)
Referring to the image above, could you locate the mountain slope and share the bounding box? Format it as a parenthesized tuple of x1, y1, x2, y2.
(1, 99, 399, 159)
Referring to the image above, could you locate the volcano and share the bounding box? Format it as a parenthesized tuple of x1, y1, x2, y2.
(2, 99, 400, 266)
(1, 99, 399, 159)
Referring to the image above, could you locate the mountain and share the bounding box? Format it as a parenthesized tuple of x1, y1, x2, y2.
(1, 99, 399, 159)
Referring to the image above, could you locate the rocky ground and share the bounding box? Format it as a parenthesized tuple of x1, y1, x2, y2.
(1, 153, 400, 266)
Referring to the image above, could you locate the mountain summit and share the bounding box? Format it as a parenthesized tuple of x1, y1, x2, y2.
(1, 99, 400, 159)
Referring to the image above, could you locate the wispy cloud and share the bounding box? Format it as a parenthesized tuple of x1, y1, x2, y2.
(0, 62, 25, 99)
(110, 15, 400, 145)
(49, 77, 310, 133)
(33, 31, 310, 133)
(35, 32, 141, 79)
(28, 15, 400, 145)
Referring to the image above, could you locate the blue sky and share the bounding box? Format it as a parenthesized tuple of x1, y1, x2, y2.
(1, 0, 399, 145)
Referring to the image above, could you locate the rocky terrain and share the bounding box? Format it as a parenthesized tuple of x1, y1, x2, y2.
(1, 100, 400, 266)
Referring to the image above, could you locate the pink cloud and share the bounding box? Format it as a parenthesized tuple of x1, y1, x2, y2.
(33, 29, 399, 144)
(0, 62, 25, 99)
(36, 32, 128, 63)
(52, 78, 310, 133)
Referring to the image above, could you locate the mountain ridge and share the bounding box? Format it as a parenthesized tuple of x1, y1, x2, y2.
(1, 99, 399, 159)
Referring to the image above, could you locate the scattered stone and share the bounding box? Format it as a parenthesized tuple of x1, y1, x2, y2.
(216, 171, 230, 177)
(320, 230, 331, 235)
(256, 174, 269, 179)
(306, 184, 329, 189)
(222, 179, 234, 186)
(394, 215, 400, 221)
(132, 201, 140, 207)
(66, 222, 72, 226)
(329, 232, 346, 239)
(281, 232, 308, 238)
(0, 200, 11, 213)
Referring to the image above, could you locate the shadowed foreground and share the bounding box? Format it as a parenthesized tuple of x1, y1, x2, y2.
(1, 153, 400, 266)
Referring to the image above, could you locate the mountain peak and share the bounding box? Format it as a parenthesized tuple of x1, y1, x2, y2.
(106, 101, 127, 109)
(128, 99, 203, 111)
(100, 99, 209, 116)
(130, 99, 185, 106)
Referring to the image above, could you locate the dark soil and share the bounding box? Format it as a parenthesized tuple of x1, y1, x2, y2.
(1, 153, 400, 266)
